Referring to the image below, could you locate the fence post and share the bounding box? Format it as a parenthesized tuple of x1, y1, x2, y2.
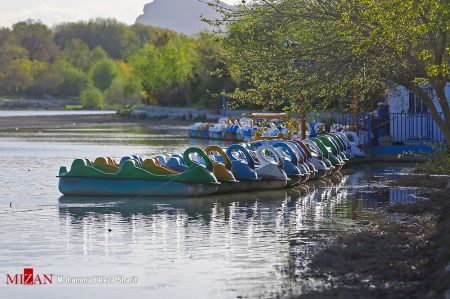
(367, 113, 372, 146)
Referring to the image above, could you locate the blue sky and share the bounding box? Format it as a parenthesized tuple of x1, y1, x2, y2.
(0, 0, 240, 28)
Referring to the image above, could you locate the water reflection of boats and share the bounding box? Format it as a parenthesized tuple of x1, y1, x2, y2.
(57, 170, 351, 225)
(58, 189, 294, 220)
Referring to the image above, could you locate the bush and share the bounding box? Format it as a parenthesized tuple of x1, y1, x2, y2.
(414, 155, 450, 175)
(88, 59, 118, 91)
(104, 77, 140, 106)
(80, 85, 104, 109)
(53, 61, 88, 97)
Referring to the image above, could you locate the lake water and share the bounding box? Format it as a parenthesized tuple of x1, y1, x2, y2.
(0, 124, 420, 298)
(0, 110, 116, 117)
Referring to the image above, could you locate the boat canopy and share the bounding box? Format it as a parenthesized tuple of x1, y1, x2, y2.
(251, 113, 286, 119)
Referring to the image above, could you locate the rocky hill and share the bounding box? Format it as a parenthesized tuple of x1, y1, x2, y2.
(135, 0, 232, 35)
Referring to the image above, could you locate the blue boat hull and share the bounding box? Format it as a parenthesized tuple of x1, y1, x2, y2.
(209, 131, 223, 140)
(59, 177, 218, 197)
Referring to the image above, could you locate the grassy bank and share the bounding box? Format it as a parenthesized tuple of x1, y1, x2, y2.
(296, 166, 450, 298)
(413, 155, 450, 175)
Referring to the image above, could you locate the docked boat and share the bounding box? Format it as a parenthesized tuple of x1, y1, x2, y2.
(58, 130, 366, 197)
(226, 144, 289, 191)
(58, 147, 219, 197)
(204, 145, 240, 194)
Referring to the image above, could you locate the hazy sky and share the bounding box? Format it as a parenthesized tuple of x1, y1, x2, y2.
(0, 0, 240, 28)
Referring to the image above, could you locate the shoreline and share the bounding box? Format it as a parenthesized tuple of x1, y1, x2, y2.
(0, 114, 192, 131)
(295, 177, 450, 299)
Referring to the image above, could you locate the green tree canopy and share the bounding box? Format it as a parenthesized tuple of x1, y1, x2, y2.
(55, 61, 88, 97)
(88, 59, 119, 91)
(60, 38, 91, 71)
(0, 18, 235, 109)
(12, 20, 59, 62)
(130, 37, 194, 105)
(214, 0, 450, 142)
(80, 84, 104, 109)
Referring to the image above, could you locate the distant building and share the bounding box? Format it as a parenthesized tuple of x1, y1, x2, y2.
(386, 82, 450, 114)
(383, 83, 449, 144)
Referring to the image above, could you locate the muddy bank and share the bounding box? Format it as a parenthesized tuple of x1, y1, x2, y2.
(0, 114, 192, 131)
(390, 173, 450, 189)
(296, 185, 450, 298)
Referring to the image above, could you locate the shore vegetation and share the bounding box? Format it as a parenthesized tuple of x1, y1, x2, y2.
(0, 19, 235, 109)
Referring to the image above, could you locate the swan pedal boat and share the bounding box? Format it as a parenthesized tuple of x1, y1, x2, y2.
(58, 148, 219, 197)
(58, 134, 361, 197)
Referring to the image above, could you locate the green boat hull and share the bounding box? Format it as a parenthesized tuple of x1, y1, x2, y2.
(59, 176, 219, 197)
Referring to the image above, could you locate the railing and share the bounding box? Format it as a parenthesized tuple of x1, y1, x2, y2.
(330, 112, 446, 146)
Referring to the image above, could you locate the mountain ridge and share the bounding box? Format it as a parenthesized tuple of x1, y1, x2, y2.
(135, 0, 231, 35)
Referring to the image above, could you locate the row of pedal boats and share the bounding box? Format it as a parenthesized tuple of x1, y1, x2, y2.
(58, 132, 363, 197)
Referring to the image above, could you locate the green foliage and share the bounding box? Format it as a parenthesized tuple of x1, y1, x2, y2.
(88, 59, 119, 91)
(55, 62, 88, 97)
(1, 58, 34, 94)
(104, 77, 140, 107)
(414, 156, 450, 175)
(129, 37, 194, 105)
(0, 18, 235, 109)
(54, 19, 132, 59)
(12, 20, 59, 62)
(60, 38, 91, 70)
(30, 61, 61, 96)
(54, 18, 177, 59)
(215, 0, 450, 141)
(80, 85, 104, 109)
(190, 33, 235, 108)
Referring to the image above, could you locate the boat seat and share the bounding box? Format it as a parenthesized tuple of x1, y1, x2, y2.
(94, 157, 120, 173)
(142, 158, 179, 175)
(120, 156, 143, 167)
(204, 146, 236, 182)
(226, 144, 258, 181)
(166, 156, 188, 172)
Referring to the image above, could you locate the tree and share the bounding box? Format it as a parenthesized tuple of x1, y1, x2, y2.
(12, 20, 59, 62)
(60, 38, 91, 71)
(0, 39, 30, 94)
(29, 61, 61, 96)
(88, 59, 119, 91)
(54, 18, 132, 59)
(89, 46, 108, 64)
(129, 24, 178, 48)
(80, 85, 104, 109)
(55, 61, 88, 97)
(1, 58, 34, 94)
(129, 37, 194, 105)
(213, 0, 450, 142)
(104, 61, 141, 106)
(191, 32, 236, 108)
(0, 43, 28, 68)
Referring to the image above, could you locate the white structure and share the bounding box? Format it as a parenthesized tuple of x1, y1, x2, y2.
(384, 83, 449, 143)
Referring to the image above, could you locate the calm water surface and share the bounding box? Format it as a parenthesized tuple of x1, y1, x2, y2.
(0, 124, 420, 298)
(0, 110, 116, 117)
